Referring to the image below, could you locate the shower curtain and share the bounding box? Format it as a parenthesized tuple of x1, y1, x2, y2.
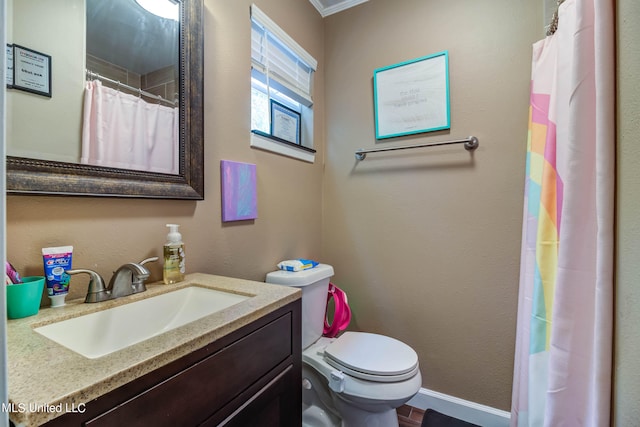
(511, 0, 614, 426)
(81, 80, 179, 174)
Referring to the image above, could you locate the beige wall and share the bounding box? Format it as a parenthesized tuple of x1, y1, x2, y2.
(7, 0, 85, 163)
(322, 0, 540, 410)
(5, 0, 325, 301)
(614, 0, 640, 424)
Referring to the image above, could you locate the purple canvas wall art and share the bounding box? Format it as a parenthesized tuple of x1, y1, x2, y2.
(221, 160, 257, 222)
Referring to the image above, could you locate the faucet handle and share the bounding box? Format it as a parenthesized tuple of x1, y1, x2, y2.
(139, 256, 159, 266)
(131, 257, 158, 294)
(66, 269, 110, 303)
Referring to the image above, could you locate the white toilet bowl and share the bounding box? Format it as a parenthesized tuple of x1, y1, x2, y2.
(266, 264, 422, 427)
(303, 335, 422, 427)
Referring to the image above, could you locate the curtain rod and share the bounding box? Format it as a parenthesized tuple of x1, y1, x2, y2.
(354, 136, 479, 161)
(85, 70, 177, 107)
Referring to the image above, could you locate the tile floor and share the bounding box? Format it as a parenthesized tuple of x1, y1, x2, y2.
(398, 404, 425, 426)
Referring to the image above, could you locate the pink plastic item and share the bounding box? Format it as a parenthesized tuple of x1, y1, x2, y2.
(323, 283, 352, 338)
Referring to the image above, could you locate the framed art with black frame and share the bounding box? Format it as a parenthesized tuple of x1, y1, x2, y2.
(12, 44, 52, 98)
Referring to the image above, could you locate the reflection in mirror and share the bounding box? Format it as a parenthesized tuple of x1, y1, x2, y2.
(6, 0, 204, 199)
(83, 0, 180, 174)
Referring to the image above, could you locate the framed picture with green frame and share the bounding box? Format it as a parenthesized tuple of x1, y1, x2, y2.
(373, 51, 450, 139)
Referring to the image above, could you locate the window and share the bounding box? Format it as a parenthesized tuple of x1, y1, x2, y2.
(250, 4, 317, 162)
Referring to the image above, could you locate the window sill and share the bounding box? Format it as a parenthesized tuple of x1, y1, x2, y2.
(250, 131, 315, 163)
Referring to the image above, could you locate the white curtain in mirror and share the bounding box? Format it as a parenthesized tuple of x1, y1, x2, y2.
(81, 80, 179, 174)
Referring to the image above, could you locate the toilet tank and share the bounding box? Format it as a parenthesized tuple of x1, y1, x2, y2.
(266, 264, 334, 349)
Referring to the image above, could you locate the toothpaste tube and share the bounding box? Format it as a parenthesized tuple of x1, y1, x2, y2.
(42, 246, 73, 296)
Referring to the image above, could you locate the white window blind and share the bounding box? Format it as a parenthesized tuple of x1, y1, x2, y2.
(251, 4, 317, 107)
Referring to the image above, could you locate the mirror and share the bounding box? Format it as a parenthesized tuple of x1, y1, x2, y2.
(6, 0, 204, 199)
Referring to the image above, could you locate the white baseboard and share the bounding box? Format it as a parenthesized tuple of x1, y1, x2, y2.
(406, 388, 511, 427)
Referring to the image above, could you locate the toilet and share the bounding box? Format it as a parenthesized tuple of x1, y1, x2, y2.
(266, 264, 422, 427)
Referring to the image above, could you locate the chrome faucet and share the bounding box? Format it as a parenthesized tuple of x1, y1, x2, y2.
(108, 263, 148, 299)
(67, 257, 158, 303)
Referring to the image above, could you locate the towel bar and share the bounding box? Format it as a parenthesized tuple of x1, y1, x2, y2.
(355, 136, 479, 161)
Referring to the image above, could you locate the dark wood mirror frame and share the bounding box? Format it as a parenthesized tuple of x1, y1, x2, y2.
(6, 0, 204, 200)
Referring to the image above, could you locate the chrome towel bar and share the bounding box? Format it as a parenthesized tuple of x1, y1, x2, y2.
(355, 136, 479, 161)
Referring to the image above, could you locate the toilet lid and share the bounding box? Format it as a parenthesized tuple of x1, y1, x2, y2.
(324, 332, 419, 382)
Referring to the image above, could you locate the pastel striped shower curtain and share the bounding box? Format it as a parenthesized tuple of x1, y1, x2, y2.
(511, 0, 614, 426)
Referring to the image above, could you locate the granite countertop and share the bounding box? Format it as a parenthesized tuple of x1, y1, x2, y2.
(6, 273, 300, 426)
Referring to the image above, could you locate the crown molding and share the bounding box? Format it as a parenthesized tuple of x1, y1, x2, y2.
(309, 0, 369, 17)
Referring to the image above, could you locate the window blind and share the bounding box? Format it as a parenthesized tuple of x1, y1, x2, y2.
(251, 4, 317, 107)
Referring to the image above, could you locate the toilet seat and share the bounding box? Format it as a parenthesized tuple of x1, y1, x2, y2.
(303, 335, 422, 402)
(323, 332, 419, 382)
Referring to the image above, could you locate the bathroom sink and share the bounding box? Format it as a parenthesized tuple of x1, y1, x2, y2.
(34, 286, 249, 359)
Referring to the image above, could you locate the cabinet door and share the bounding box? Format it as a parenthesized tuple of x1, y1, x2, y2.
(85, 314, 293, 427)
(215, 365, 297, 427)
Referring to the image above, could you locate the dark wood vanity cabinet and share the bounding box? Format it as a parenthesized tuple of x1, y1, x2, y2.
(43, 300, 301, 427)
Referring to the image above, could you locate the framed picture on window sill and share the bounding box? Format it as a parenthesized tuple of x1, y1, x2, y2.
(270, 100, 301, 145)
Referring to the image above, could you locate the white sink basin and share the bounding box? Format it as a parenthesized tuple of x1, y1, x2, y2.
(34, 286, 249, 359)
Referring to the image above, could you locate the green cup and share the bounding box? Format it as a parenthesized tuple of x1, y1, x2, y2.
(6, 276, 45, 319)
